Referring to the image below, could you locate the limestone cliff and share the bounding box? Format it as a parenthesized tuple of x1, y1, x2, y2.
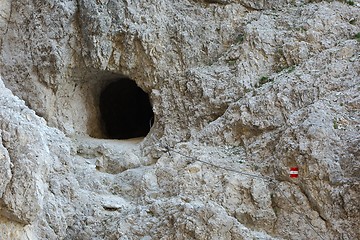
(0, 0, 359, 239)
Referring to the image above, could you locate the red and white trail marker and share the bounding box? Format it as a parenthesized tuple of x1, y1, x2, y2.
(290, 167, 299, 178)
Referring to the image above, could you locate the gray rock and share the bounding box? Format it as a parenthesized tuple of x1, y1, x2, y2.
(0, 0, 359, 239)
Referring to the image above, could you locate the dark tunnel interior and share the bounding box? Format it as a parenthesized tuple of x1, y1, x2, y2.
(99, 78, 154, 139)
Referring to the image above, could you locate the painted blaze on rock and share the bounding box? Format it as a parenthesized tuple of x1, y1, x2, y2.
(290, 167, 299, 178)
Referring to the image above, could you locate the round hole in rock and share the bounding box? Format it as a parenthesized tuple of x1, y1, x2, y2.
(99, 78, 154, 139)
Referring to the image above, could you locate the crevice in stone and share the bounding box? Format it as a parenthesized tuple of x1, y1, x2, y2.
(298, 183, 328, 224)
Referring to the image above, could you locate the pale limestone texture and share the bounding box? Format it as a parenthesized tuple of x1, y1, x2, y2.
(0, 0, 359, 239)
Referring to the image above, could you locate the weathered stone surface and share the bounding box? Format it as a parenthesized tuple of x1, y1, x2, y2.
(0, 77, 76, 238)
(0, 0, 359, 239)
(0, 132, 11, 199)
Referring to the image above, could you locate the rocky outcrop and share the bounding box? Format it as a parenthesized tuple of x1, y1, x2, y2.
(0, 0, 359, 239)
(0, 77, 76, 238)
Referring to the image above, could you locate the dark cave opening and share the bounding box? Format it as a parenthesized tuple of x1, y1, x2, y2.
(99, 78, 154, 139)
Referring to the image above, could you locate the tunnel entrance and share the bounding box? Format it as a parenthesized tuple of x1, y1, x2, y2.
(99, 78, 154, 139)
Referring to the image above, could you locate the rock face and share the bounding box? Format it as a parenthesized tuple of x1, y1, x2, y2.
(0, 0, 359, 239)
